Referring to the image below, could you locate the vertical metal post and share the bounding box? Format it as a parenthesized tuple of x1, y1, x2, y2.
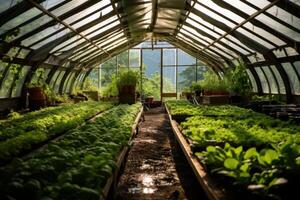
(176, 48, 178, 99)
(160, 48, 163, 102)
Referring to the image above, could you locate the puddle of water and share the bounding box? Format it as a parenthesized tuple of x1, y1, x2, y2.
(128, 187, 141, 193)
(140, 174, 154, 187)
(140, 163, 152, 170)
(137, 139, 157, 143)
(143, 187, 157, 194)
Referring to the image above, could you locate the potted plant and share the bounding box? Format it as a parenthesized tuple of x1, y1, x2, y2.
(224, 60, 252, 103)
(190, 82, 202, 96)
(26, 83, 47, 110)
(116, 70, 139, 104)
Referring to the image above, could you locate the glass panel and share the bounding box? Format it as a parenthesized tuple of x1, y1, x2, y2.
(273, 49, 287, 58)
(178, 66, 196, 92)
(178, 49, 196, 65)
(163, 49, 176, 66)
(163, 67, 176, 93)
(1, 8, 42, 34)
(30, 68, 50, 86)
(270, 65, 286, 94)
(261, 66, 278, 94)
(12, 65, 31, 97)
(294, 61, 300, 77)
(0, 0, 21, 14)
(65, 72, 76, 93)
(248, 55, 257, 63)
(246, 69, 258, 92)
(49, 70, 60, 88)
(117, 50, 128, 68)
(0, 64, 18, 98)
(63, 0, 111, 24)
(256, 14, 300, 41)
(285, 47, 299, 56)
(50, 0, 89, 16)
(142, 49, 161, 100)
(255, 67, 270, 94)
(129, 49, 140, 68)
(197, 65, 208, 81)
(100, 61, 116, 90)
(29, 28, 70, 49)
(54, 71, 66, 92)
(282, 62, 300, 94)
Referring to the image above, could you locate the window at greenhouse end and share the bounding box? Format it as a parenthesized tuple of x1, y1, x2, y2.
(84, 41, 208, 100)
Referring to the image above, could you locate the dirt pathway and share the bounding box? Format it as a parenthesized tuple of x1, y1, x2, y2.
(115, 107, 208, 200)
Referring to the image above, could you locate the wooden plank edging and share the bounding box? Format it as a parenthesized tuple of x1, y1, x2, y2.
(100, 106, 144, 200)
(165, 105, 225, 200)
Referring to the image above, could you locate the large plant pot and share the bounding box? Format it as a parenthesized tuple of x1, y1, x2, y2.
(83, 90, 99, 101)
(28, 87, 46, 110)
(118, 85, 136, 104)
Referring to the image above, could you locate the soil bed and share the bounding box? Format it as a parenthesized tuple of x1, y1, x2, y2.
(115, 107, 207, 200)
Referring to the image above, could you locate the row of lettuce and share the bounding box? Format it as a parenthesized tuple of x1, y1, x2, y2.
(0, 101, 114, 164)
(0, 103, 141, 200)
(165, 100, 300, 199)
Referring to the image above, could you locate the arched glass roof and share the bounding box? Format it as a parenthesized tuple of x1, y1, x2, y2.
(0, 0, 300, 102)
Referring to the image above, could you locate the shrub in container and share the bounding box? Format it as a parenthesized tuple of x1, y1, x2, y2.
(117, 70, 139, 104)
(224, 60, 252, 103)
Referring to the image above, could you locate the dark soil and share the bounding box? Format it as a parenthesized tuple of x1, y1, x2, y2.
(114, 107, 208, 200)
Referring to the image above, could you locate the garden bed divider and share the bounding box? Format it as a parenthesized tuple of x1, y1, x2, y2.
(100, 106, 144, 200)
(165, 104, 226, 200)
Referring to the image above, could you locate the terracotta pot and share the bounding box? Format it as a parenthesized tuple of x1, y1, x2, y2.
(28, 87, 46, 110)
(118, 85, 136, 104)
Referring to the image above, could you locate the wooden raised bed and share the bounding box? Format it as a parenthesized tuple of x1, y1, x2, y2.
(0, 106, 115, 167)
(100, 106, 144, 200)
(202, 95, 230, 105)
(165, 104, 226, 200)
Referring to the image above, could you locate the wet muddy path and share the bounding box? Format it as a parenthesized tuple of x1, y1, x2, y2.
(115, 107, 207, 200)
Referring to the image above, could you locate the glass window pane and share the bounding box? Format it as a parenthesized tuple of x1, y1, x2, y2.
(285, 47, 299, 56)
(12, 65, 31, 97)
(178, 49, 196, 65)
(261, 66, 278, 94)
(163, 67, 176, 93)
(255, 67, 270, 94)
(0, 64, 18, 98)
(65, 72, 76, 93)
(142, 49, 161, 100)
(0, 0, 21, 14)
(117, 50, 128, 68)
(129, 49, 140, 68)
(49, 71, 60, 88)
(246, 69, 258, 92)
(270, 65, 286, 94)
(294, 61, 300, 77)
(197, 65, 208, 81)
(1, 8, 42, 35)
(101, 58, 117, 87)
(282, 62, 300, 94)
(54, 71, 66, 92)
(178, 66, 196, 92)
(163, 49, 176, 66)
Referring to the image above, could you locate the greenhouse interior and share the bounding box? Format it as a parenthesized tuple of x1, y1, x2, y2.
(0, 0, 300, 200)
